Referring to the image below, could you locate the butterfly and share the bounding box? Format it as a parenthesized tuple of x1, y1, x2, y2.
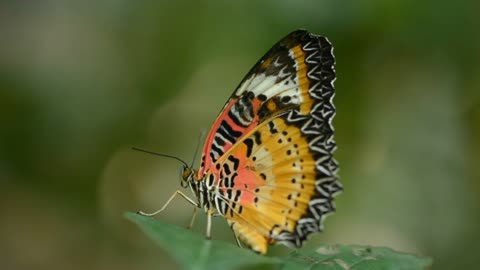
(139, 30, 342, 254)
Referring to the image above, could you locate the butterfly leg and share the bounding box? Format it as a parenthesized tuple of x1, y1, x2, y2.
(205, 209, 214, 240)
(138, 190, 198, 216)
(232, 230, 243, 248)
(186, 207, 198, 229)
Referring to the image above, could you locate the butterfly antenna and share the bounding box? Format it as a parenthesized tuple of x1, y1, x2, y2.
(132, 147, 189, 168)
(190, 129, 206, 168)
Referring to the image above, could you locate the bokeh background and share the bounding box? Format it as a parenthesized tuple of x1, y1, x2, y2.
(1, 1, 479, 269)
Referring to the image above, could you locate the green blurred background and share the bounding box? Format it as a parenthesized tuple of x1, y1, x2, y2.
(1, 1, 479, 269)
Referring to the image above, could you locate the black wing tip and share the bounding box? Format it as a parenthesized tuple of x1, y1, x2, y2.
(284, 29, 333, 44)
(281, 29, 335, 68)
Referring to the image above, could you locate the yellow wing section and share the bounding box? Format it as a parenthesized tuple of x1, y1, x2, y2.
(210, 116, 341, 254)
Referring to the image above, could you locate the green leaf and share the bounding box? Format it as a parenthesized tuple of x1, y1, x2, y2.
(282, 245, 432, 270)
(126, 212, 432, 270)
(125, 212, 280, 270)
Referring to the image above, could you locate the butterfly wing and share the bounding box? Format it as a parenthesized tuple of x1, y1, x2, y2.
(200, 30, 341, 254)
(198, 30, 335, 178)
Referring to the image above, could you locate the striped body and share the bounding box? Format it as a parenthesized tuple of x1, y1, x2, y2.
(183, 30, 342, 254)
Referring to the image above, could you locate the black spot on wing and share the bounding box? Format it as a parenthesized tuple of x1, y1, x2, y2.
(208, 174, 215, 186)
(224, 177, 231, 188)
(281, 95, 291, 103)
(228, 109, 249, 128)
(223, 163, 231, 175)
(213, 133, 224, 145)
(253, 131, 262, 145)
(268, 121, 279, 134)
(218, 120, 242, 144)
(228, 155, 240, 170)
(234, 190, 241, 202)
(230, 172, 238, 187)
(222, 199, 229, 215)
(243, 138, 254, 157)
(211, 143, 223, 161)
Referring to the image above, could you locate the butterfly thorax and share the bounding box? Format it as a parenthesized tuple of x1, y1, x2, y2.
(182, 166, 219, 213)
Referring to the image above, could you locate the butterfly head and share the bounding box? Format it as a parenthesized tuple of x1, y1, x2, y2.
(181, 166, 196, 188)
